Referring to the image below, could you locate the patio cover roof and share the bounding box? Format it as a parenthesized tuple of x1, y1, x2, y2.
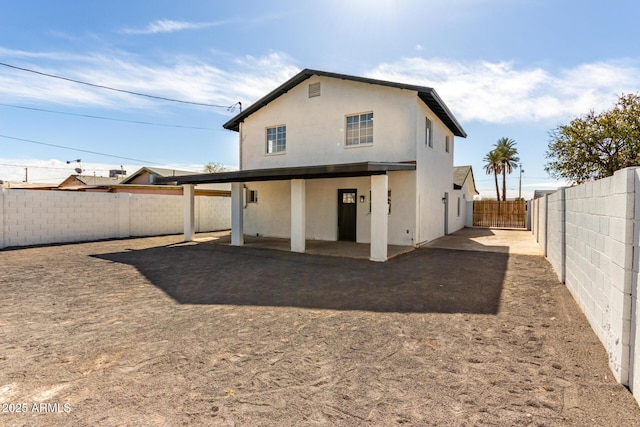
(156, 162, 416, 185)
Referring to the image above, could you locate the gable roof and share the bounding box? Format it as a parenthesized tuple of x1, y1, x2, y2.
(59, 175, 122, 187)
(120, 166, 201, 184)
(223, 69, 467, 138)
(453, 165, 479, 194)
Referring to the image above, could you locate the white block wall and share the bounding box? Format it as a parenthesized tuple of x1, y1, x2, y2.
(537, 195, 548, 254)
(196, 195, 231, 232)
(532, 167, 639, 400)
(547, 188, 565, 282)
(564, 169, 635, 386)
(632, 170, 640, 399)
(0, 189, 230, 249)
(129, 194, 183, 237)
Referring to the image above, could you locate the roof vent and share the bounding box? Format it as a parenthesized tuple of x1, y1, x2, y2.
(308, 82, 321, 98)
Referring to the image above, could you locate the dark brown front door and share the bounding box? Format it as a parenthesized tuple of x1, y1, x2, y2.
(338, 189, 357, 242)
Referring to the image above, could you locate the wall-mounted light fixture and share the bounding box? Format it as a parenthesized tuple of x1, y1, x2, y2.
(360, 195, 366, 203)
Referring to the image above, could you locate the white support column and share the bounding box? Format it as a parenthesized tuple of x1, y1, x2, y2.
(290, 179, 306, 253)
(370, 174, 388, 262)
(183, 184, 195, 242)
(231, 182, 244, 246)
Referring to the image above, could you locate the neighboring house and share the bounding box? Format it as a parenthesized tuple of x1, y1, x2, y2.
(450, 165, 480, 232)
(121, 167, 197, 185)
(58, 174, 124, 189)
(121, 166, 231, 193)
(55, 167, 230, 196)
(0, 181, 58, 190)
(159, 69, 467, 261)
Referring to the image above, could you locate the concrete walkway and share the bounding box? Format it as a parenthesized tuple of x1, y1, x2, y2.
(201, 227, 541, 261)
(425, 227, 543, 255)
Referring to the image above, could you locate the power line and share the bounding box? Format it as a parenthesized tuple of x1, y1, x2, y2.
(0, 162, 103, 171)
(0, 134, 163, 165)
(0, 103, 218, 130)
(0, 62, 241, 110)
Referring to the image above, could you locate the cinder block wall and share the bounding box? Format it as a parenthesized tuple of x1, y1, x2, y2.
(196, 195, 231, 232)
(537, 196, 547, 253)
(0, 190, 230, 249)
(129, 194, 183, 236)
(563, 169, 636, 386)
(533, 167, 638, 398)
(547, 189, 566, 282)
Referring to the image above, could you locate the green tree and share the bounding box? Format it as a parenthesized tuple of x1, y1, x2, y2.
(483, 149, 502, 201)
(203, 162, 227, 173)
(494, 137, 519, 201)
(546, 93, 640, 183)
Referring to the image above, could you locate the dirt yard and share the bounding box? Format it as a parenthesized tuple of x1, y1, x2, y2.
(1, 232, 639, 426)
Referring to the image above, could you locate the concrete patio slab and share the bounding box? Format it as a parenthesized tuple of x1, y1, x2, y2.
(237, 234, 414, 260)
(425, 227, 544, 255)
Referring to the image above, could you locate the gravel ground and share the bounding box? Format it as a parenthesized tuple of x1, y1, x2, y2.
(1, 232, 639, 426)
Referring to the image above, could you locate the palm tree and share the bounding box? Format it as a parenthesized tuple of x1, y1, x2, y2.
(483, 149, 502, 201)
(494, 137, 519, 201)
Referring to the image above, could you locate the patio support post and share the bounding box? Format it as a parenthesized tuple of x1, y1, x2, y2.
(183, 184, 195, 242)
(231, 182, 244, 246)
(370, 174, 388, 262)
(290, 179, 306, 253)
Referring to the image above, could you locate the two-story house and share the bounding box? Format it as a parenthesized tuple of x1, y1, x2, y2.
(160, 69, 467, 261)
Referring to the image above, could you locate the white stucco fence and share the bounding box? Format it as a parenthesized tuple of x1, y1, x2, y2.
(531, 167, 640, 404)
(0, 189, 230, 249)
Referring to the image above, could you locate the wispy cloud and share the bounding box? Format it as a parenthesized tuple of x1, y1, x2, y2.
(3, 45, 638, 127)
(120, 19, 227, 35)
(120, 14, 282, 35)
(367, 58, 640, 124)
(0, 47, 299, 112)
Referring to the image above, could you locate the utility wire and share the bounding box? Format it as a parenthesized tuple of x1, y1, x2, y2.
(0, 103, 218, 130)
(0, 134, 163, 165)
(0, 62, 241, 110)
(0, 162, 107, 171)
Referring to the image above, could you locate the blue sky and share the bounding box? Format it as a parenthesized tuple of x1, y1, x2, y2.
(1, 0, 639, 198)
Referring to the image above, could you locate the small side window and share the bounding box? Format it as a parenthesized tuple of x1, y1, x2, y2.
(425, 117, 432, 148)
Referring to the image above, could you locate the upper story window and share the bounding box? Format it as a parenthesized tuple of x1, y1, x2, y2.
(445, 135, 450, 153)
(266, 125, 286, 154)
(425, 117, 433, 148)
(346, 112, 373, 146)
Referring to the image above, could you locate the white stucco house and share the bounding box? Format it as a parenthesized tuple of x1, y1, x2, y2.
(160, 69, 467, 261)
(451, 165, 480, 232)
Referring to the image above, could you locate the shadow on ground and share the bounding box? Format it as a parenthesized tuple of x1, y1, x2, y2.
(95, 241, 509, 314)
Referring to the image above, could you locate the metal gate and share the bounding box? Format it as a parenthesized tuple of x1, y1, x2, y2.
(473, 200, 526, 228)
